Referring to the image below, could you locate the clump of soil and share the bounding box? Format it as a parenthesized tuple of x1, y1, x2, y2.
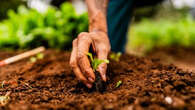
(0, 50, 194, 110)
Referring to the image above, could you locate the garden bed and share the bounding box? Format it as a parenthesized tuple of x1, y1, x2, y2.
(148, 47, 195, 72)
(0, 50, 194, 110)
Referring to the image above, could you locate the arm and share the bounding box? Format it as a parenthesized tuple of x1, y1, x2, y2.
(85, 0, 108, 33)
(70, 0, 110, 88)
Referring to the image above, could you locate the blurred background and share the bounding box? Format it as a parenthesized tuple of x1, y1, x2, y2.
(0, 0, 195, 71)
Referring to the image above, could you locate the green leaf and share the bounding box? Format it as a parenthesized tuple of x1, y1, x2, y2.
(87, 52, 109, 71)
(87, 52, 94, 62)
(30, 57, 37, 63)
(110, 52, 122, 62)
(116, 80, 122, 88)
(36, 53, 44, 59)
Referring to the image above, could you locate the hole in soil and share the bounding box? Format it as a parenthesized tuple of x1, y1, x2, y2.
(70, 83, 94, 94)
(128, 97, 135, 104)
(140, 101, 150, 107)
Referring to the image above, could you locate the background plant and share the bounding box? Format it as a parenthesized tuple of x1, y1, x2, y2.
(0, 2, 88, 50)
(129, 15, 195, 54)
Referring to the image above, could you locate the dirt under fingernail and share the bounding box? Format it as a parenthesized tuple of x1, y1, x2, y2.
(88, 77, 94, 82)
(86, 83, 92, 88)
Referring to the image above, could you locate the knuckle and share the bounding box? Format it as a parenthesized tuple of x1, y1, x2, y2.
(100, 46, 109, 53)
(69, 60, 77, 68)
(72, 39, 77, 46)
(85, 68, 92, 75)
(78, 33, 92, 43)
(101, 64, 107, 70)
(77, 53, 84, 60)
(78, 32, 89, 39)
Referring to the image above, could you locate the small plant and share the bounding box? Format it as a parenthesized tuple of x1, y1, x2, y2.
(30, 57, 37, 63)
(87, 53, 109, 71)
(116, 80, 122, 88)
(36, 53, 44, 59)
(110, 52, 122, 62)
(29, 53, 44, 63)
(87, 52, 109, 92)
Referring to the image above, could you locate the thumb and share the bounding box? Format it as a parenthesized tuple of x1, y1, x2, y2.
(97, 63, 107, 82)
(97, 49, 109, 82)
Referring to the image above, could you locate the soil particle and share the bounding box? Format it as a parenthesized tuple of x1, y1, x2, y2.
(0, 50, 194, 110)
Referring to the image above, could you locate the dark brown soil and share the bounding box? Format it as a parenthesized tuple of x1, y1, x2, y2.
(0, 50, 194, 110)
(148, 48, 195, 72)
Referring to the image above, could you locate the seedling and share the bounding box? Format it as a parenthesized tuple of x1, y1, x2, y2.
(30, 57, 37, 63)
(36, 53, 44, 59)
(116, 80, 122, 88)
(0, 91, 11, 106)
(110, 52, 122, 62)
(87, 53, 109, 71)
(87, 53, 109, 92)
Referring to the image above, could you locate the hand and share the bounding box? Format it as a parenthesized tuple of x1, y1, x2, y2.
(69, 31, 110, 88)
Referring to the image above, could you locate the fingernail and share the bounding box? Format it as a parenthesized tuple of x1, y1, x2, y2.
(88, 77, 94, 82)
(86, 83, 92, 88)
(102, 74, 106, 81)
(99, 68, 106, 81)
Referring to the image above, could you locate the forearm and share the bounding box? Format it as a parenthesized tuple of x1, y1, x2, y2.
(85, 0, 109, 33)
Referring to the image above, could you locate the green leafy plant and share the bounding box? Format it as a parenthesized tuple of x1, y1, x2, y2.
(116, 80, 122, 88)
(129, 16, 195, 53)
(87, 53, 109, 71)
(110, 52, 122, 62)
(0, 2, 88, 50)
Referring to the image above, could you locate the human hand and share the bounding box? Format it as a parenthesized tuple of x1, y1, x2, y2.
(69, 31, 110, 88)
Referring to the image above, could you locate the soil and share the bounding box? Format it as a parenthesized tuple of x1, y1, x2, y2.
(0, 50, 194, 110)
(148, 48, 195, 72)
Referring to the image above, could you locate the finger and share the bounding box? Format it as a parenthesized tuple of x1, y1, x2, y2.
(77, 33, 95, 83)
(70, 39, 92, 88)
(97, 47, 109, 82)
(73, 66, 92, 88)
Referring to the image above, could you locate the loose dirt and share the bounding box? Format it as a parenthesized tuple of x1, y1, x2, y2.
(0, 50, 194, 110)
(148, 48, 195, 72)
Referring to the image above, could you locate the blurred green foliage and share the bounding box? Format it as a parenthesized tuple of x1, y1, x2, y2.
(129, 16, 195, 53)
(0, 2, 88, 50)
(0, 0, 25, 20)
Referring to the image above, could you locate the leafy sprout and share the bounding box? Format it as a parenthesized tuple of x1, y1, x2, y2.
(30, 57, 37, 63)
(36, 53, 44, 59)
(110, 52, 122, 62)
(116, 80, 122, 88)
(87, 53, 109, 71)
(29, 53, 44, 63)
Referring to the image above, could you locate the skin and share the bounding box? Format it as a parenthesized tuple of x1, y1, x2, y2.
(69, 0, 110, 88)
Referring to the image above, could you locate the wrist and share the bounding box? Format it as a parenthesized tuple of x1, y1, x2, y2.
(89, 10, 108, 33)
